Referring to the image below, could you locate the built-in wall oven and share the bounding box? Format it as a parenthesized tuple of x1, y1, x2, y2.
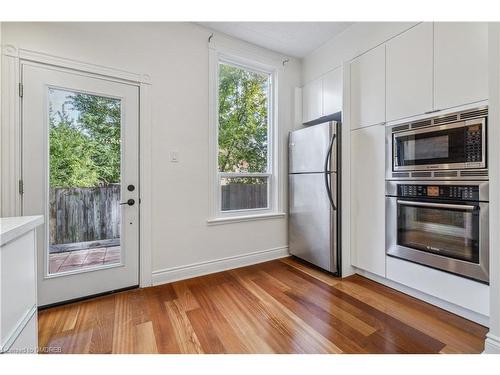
(386, 107, 488, 181)
(385, 107, 489, 284)
(386, 181, 489, 283)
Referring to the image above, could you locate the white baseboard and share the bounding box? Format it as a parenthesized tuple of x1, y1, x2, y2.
(354, 268, 489, 326)
(484, 333, 500, 354)
(152, 246, 289, 286)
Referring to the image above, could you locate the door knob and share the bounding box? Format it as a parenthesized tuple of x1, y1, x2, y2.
(120, 199, 135, 206)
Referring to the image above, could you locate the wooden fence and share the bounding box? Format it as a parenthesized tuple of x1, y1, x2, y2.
(49, 183, 265, 248)
(221, 183, 267, 211)
(49, 184, 121, 247)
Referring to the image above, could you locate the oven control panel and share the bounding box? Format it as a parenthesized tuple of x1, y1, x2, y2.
(397, 184, 479, 201)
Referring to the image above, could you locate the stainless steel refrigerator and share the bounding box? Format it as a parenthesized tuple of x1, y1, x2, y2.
(288, 121, 340, 275)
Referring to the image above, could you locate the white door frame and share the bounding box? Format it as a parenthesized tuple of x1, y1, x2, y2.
(1, 45, 153, 288)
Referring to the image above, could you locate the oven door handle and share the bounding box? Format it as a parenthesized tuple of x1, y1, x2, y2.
(397, 200, 477, 211)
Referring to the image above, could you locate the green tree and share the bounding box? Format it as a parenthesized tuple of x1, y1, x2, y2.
(49, 90, 121, 188)
(70, 93, 121, 185)
(218, 63, 269, 174)
(49, 104, 99, 188)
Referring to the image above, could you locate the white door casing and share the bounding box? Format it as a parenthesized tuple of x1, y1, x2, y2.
(22, 62, 140, 306)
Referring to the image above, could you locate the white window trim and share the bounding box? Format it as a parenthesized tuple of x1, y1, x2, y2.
(208, 45, 283, 223)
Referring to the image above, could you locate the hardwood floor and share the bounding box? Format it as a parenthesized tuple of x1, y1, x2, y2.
(38, 257, 488, 354)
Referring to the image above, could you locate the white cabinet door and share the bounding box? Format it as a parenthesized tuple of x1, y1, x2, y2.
(302, 78, 323, 123)
(323, 67, 342, 116)
(434, 22, 488, 110)
(350, 45, 386, 130)
(386, 23, 433, 121)
(350, 124, 386, 277)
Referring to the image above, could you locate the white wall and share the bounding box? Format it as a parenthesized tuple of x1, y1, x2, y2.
(1, 22, 301, 280)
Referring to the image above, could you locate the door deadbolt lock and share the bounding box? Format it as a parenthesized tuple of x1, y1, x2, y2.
(120, 199, 135, 206)
(127, 184, 135, 191)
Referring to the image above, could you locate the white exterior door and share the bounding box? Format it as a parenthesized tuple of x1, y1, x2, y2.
(21, 63, 140, 306)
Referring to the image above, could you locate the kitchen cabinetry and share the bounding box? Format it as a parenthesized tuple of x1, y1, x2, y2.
(434, 22, 488, 110)
(350, 124, 386, 277)
(386, 256, 489, 318)
(322, 67, 342, 116)
(1, 216, 43, 354)
(302, 77, 323, 124)
(302, 67, 342, 124)
(386, 22, 433, 121)
(350, 45, 386, 130)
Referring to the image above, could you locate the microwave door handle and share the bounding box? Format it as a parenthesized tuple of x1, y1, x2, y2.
(396, 200, 477, 211)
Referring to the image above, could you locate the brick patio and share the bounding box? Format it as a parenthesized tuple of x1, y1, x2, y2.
(49, 246, 121, 274)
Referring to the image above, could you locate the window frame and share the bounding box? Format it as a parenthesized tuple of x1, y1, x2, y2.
(208, 48, 281, 222)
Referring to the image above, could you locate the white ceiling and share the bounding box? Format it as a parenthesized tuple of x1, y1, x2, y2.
(198, 22, 354, 58)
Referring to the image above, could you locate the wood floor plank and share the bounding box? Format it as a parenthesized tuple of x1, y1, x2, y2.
(334, 277, 485, 352)
(259, 263, 378, 338)
(186, 307, 226, 353)
(173, 281, 200, 312)
(279, 257, 341, 287)
(144, 284, 181, 353)
(208, 284, 276, 353)
(112, 292, 134, 354)
(232, 269, 343, 354)
(89, 295, 116, 354)
(37, 257, 487, 354)
(187, 282, 251, 353)
(280, 274, 446, 353)
(346, 275, 487, 338)
(251, 273, 369, 353)
(134, 321, 158, 354)
(164, 300, 203, 354)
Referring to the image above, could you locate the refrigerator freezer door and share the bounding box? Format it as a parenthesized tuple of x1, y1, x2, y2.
(289, 172, 336, 271)
(289, 122, 336, 174)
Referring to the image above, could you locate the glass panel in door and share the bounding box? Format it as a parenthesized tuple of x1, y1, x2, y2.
(397, 202, 480, 263)
(48, 88, 122, 274)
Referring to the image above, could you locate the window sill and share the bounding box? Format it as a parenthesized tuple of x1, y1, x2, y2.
(206, 212, 286, 226)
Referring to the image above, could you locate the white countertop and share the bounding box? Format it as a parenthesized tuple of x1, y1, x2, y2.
(0, 216, 44, 246)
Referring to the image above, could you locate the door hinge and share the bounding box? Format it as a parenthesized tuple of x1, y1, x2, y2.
(18, 180, 24, 195)
(18, 83, 23, 98)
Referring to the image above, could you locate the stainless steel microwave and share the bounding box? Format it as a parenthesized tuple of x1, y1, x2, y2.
(386, 107, 488, 180)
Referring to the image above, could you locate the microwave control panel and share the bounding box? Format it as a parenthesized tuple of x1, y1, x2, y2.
(397, 184, 479, 201)
(465, 124, 483, 163)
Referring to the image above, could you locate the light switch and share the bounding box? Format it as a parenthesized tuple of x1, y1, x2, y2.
(169, 151, 179, 163)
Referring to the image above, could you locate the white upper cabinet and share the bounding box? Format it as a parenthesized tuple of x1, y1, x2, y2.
(323, 67, 343, 116)
(434, 22, 488, 110)
(350, 44, 386, 130)
(302, 77, 323, 123)
(350, 124, 386, 277)
(386, 23, 433, 121)
(302, 67, 343, 124)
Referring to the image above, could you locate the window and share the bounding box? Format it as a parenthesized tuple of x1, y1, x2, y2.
(210, 53, 279, 220)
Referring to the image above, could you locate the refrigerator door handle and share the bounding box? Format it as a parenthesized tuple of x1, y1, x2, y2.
(324, 133, 337, 211)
